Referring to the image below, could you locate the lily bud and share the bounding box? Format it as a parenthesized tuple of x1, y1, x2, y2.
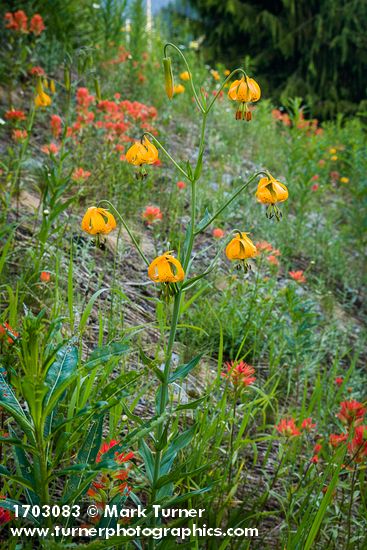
(64, 66, 71, 92)
(36, 77, 44, 95)
(94, 77, 102, 101)
(163, 57, 174, 100)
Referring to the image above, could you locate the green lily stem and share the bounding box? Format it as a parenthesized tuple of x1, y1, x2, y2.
(164, 42, 205, 114)
(194, 171, 267, 235)
(98, 200, 149, 266)
(142, 132, 190, 181)
(34, 412, 52, 526)
(205, 68, 247, 115)
(150, 290, 182, 545)
(183, 112, 207, 271)
(12, 105, 36, 216)
(149, 87, 208, 548)
(56, 85, 72, 179)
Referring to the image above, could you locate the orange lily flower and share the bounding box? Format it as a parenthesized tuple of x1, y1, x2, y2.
(256, 174, 288, 220)
(228, 76, 260, 120)
(226, 233, 257, 261)
(81, 207, 116, 235)
(148, 253, 184, 283)
(126, 137, 159, 166)
(256, 175, 288, 205)
(35, 90, 52, 108)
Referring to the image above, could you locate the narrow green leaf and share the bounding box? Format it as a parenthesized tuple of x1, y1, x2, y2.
(79, 288, 109, 335)
(139, 348, 164, 382)
(0, 232, 14, 277)
(0, 375, 34, 441)
(169, 354, 202, 382)
(139, 439, 154, 483)
(196, 208, 212, 232)
(160, 425, 197, 475)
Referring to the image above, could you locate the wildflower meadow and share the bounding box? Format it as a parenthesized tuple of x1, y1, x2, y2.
(0, 2, 366, 549)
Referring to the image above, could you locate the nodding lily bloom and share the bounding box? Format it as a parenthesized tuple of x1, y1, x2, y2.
(126, 137, 158, 166)
(148, 253, 184, 283)
(228, 75, 261, 120)
(222, 361, 256, 388)
(142, 205, 163, 224)
(180, 71, 190, 81)
(276, 418, 300, 437)
(35, 90, 52, 108)
(225, 232, 257, 261)
(173, 84, 185, 95)
(256, 175, 288, 205)
(81, 207, 117, 236)
(337, 400, 366, 427)
(289, 270, 306, 283)
(256, 174, 288, 220)
(301, 418, 316, 431)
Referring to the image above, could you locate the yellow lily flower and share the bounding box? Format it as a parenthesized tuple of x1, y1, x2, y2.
(256, 175, 288, 220)
(148, 253, 185, 283)
(226, 233, 257, 261)
(256, 175, 288, 205)
(126, 137, 159, 166)
(35, 90, 52, 108)
(228, 76, 260, 120)
(81, 207, 117, 235)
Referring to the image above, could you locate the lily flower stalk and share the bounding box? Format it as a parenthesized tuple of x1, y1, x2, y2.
(83, 44, 289, 538)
